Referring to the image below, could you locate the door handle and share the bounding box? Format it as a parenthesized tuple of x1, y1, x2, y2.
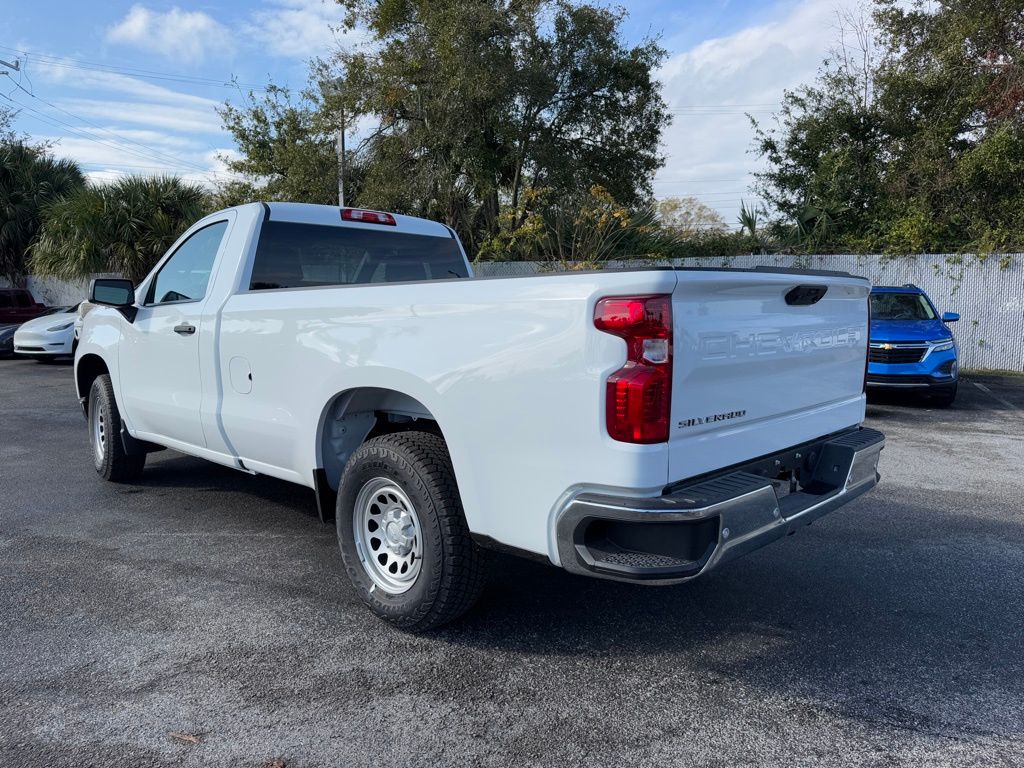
(173, 323, 196, 336)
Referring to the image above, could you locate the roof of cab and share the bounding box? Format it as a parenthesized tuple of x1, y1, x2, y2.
(871, 284, 925, 294)
(259, 202, 454, 239)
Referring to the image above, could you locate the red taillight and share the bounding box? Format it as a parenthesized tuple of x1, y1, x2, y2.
(341, 208, 397, 225)
(594, 294, 673, 444)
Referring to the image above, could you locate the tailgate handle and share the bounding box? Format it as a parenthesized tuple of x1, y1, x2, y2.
(785, 284, 828, 306)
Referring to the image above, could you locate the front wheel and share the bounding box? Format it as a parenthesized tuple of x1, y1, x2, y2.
(88, 374, 145, 482)
(929, 382, 958, 408)
(336, 431, 488, 631)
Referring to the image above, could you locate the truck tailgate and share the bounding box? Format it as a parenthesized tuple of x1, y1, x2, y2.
(669, 269, 870, 482)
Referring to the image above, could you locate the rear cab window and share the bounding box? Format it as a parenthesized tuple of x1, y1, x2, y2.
(248, 221, 468, 291)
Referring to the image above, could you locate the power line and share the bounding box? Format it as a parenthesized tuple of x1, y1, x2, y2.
(2, 57, 224, 177)
(670, 103, 780, 108)
(79, 161, 194, 171)
(3, 77, 217, 174)
(653, 177, 750, 183)
(3, 93, 225, 182)
(7, 93, 217, 175)
(674, 191, 748, 196)
(0, 44, 266, 91)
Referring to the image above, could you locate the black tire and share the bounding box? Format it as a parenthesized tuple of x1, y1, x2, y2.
(930, 382, 958, 408)
(88, 374, 145, 482)
(336, 431, 488, 631)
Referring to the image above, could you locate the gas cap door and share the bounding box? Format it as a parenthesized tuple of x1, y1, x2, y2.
(229, 356, 252, 394)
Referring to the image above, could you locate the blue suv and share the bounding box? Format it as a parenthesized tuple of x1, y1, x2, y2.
(867, 285, 960, 406)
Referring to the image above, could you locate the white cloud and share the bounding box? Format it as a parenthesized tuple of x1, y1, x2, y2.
(60, 99, 223, 134)
(655, 0, 858, 222)
(16, 54, 230, 186)
(35, 59, 223, 108)
(245, 0, 364, 59)
(41, 133, 235, 190)
(40, 132, 211, 173)
(107, 5, 234, 62)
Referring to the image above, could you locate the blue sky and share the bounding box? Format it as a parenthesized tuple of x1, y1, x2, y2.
(0, 0, 850, 224)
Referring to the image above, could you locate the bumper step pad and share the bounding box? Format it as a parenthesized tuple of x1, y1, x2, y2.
(557, 427, 885, 584)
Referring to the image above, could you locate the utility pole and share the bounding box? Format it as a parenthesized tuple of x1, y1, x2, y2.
(320, 76, 346, 208)
(0, 57, 21, 75)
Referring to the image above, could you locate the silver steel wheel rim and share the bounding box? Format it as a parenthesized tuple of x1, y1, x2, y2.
(90, 393, 107, 464)
(353, 477, 423, 595)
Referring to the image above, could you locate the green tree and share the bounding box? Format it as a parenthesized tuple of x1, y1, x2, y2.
(872, 0, 1024, 252)
(31, 175, 208, 284)
(752, 6, 884, 251)
(0, 104, 16, 143)
(753, 0, 1024, 254)
(656, 196, 728, 236)
(335, 0, 669, 252)
(0, 141, 84, 286)
(220, 0, 670, 256)
(478, 184, 681, 265)
(217, 83, 347, 206)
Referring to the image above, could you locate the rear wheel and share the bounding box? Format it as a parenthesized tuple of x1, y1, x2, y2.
(88, 374, 145, 482)
(336, 431, 488, 631)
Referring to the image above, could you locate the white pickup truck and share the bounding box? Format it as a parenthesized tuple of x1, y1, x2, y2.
(76, 203, 884, 630)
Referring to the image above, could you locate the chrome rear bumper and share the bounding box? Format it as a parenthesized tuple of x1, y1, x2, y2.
(555, 427, 884, 584)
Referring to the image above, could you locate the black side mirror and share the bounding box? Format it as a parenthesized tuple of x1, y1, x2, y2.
(90, 278, 137, 322)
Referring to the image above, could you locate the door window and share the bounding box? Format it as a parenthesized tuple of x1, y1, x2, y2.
(147, 221, 228, 305)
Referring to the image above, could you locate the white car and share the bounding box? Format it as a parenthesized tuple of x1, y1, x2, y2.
(76, 203, 884, 631)
(14, 303, 81, 359)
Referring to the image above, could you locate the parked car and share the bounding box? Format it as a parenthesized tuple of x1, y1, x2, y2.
(73, 300, 95, 343)
(75, 203, 884, 631)
(0, 324, 16, 358)
(0, 288, 47, 324)
(13, 304, 82, 360)
(867, 285, 959, 406)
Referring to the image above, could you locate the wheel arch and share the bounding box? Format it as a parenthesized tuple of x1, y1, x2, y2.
(75, 353, 110, 415)
(312, 386, 446, 522)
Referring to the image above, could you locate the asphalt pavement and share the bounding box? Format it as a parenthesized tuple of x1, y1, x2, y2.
(2, 358, 1023, 767)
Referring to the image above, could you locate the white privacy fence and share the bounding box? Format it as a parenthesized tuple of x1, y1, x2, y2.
(2, 274, 114, 306)
(7, 253, 1022, 371)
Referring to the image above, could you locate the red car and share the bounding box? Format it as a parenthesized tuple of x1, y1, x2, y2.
(0, 289, 48, 324)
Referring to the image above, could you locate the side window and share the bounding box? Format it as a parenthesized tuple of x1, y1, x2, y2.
(147, 222, 228, 305)
(0, 293, 11, 308)
(14, 292, 32, 307)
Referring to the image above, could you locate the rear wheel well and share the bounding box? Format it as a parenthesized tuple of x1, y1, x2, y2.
(314, 388, 444, 523)
(318, 388, 441, 490)
(76, 354, 109, 414)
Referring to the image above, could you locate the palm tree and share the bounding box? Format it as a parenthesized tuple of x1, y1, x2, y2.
(738, 200, 759, 239)
(31, 175, 209, 284)
(0, 142, 84, 286)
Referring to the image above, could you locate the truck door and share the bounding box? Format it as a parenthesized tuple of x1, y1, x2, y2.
(118, 221, 230, 448)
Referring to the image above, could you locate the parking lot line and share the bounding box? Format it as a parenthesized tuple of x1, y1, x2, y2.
(971, 381, 1021, 413)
